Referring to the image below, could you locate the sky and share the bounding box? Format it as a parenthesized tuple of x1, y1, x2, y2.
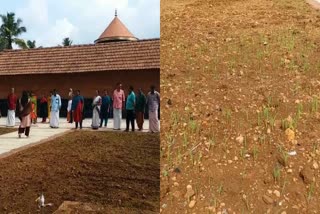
(0, 0, 160, 48)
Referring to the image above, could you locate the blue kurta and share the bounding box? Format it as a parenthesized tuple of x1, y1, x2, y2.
(51, 94, 61, 112)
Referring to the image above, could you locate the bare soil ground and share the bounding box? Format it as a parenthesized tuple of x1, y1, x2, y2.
(0, 127, 16, 135)
(161, 0, 320, 213)
(0, 131, 159, 213)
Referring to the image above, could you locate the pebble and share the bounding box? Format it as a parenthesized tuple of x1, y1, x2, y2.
(185, 185, 195, 199)
(262, 195, 273, 204)
(189, 200, 196, 208)
(313, 162, 319, 169)
(227, 160, 233, 164)
(273, 190, 281, 197)
(220, 202, 225, 207)
(234, 156, 238, 161)
(287, 169, 293, 173)
(267, 190, 272, 195)
(281, 211, 287, 214)
(236, 135, 244, 144)
(171, 176, 177, 181)
(267, 128, 271, 134)
(207, 206, 215, 212)
(173, 182, 179, 187)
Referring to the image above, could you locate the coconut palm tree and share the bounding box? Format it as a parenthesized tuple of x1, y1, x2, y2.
(0, 12, 27, 49)
(0, 37, 5, 51)
(27, 40, 36, 49)
(62, 37, 72, 46)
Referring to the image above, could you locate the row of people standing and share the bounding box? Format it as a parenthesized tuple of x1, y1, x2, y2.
(68, 83, 160, 132)
(4, 84, 160, 133)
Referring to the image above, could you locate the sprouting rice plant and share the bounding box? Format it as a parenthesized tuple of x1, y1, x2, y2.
(208, 136, 216, 151)
(297, 102, 303, 118)
(183, 133, 188, 148)
(311, 97, 319, 113)
(281, 150, 289, 166)
(217, 183, 224, 196)
(162, 168, 168, 177)
(273, 164, 281, 183)
(307, 182, 315, 202)
(253, 146, 258, 161)
(189, 119, 199, 134)
(223, 108, 232, 123)
(190, 150, 194, 166)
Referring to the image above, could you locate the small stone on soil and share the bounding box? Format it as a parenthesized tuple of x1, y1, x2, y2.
(262, 195, 273, 204)
(273, 190, 281, 197)
(185, 185, 195, 199)
(236, 135, 244, 144)
(312, 162, 319, 169)
(189, 200, 196, 208)
(299, 167, 314, 184)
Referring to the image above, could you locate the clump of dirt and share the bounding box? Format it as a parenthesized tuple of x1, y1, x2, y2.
(0, 127, 16, 135)
(161, 0, 320, 213)
(0, 131, 159, 213)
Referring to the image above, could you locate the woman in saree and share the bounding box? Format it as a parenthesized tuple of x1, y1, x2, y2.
(17, 91, 32, 138)
(30, 92, 37, 124)
(91, 90, 102, 129)
(71, 90, 84, 129)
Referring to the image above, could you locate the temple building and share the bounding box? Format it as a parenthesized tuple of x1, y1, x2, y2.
(0, 12, 160, 117)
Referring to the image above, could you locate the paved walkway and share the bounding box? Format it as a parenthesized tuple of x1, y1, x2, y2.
(0, 117, 150, 157)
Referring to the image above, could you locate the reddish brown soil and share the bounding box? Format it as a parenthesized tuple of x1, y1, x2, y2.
(161, 0, 320, 213)
(0, 127, 16, 135)
(0, 131, 159, 213)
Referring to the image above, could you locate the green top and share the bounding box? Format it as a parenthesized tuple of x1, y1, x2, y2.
(135, 93, 146, 112)
(126, 91, 136, 110)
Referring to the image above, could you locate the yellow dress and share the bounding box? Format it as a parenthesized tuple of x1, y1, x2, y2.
(47, 96, 51, 119)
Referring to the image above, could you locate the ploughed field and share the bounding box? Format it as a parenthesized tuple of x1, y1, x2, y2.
(0, 131, 160, 213)
(161, 0, 320, 213)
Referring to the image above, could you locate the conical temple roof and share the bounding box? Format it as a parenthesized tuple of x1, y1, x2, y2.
(95, 11, 138, 43)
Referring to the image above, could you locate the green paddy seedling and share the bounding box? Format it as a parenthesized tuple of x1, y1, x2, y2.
(217, 183, 224, 196)
(273, 164, 281, 183)
(223, 108, 232, 124)
(310, 97, 319, 113)
(208, 136, 216, 151)
(253, 146, 259, 161)
(162, 168, 168, 177)
(183, 133, 188, 148)
(307, 182, 315, 202)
